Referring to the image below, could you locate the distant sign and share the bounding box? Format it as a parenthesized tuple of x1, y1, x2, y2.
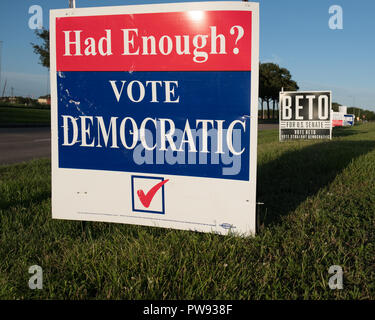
(343, 114, 355, 126)
(332, 111, 344, 127)
(279, 91, 332, 141)
(50, 2, 259, 235)
(332, 112, 354, 127)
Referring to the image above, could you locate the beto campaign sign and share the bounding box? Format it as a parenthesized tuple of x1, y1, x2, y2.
(50, 1, 259, 235)
(279, 91, 332, 141)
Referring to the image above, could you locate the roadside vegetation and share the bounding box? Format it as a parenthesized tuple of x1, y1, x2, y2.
(0, 104, 50, 126)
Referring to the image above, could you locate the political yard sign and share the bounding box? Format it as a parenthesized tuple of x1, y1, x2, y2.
(279, 91, 332, 141)
(50, 1, 259, 235)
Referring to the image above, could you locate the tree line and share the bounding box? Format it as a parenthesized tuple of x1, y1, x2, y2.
(332, 103, 375, 121)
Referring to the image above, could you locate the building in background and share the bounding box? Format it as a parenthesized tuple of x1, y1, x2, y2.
(37, 95, 51, 105)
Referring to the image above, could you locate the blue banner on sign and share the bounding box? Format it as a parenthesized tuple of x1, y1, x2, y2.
(57, 71, 251, 181)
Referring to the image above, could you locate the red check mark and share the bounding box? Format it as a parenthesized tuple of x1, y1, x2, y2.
(137, 179, 169, 208)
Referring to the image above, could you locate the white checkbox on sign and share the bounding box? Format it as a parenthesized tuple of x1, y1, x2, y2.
(131, 175, 167, 214)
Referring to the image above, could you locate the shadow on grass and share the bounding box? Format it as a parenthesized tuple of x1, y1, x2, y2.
(332, 127, 365, 137)
(0, 191, 50, 211)
(0, 160, 51, 211)
(257, 140, 375, 227)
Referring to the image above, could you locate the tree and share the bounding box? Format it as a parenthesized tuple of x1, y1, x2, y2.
(32, 29, 50, 69)
(259, 63, 274, 119)
(332, 102, 341, 112)
(259, 62, 299, 120)
(274, 66, 298, 119)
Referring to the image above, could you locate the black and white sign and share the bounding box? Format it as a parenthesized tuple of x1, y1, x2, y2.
(279, 91, 332, 141)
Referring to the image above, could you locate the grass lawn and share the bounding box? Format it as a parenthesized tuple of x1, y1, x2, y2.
(0, 105, 50, 126)
(0, 123, 374, 299)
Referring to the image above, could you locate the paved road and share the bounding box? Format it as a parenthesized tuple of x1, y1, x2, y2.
(0, 127, 51, 165)
(0, 124, 278, 165)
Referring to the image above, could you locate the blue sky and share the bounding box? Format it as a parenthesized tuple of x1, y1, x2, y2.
(0, 0, 374, 109)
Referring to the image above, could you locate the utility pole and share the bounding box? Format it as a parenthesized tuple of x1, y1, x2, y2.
(46, 70, 49, 96)
(2, 79, 7, 98)
(0, 41, 3, 96)
(11, 87, 14, 97)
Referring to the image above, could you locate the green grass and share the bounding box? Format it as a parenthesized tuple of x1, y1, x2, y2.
(0, 124, 375, 299)
(0, 105, 50, 125)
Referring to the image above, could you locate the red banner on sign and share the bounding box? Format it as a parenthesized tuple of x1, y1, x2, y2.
(56, 11, 252, 71)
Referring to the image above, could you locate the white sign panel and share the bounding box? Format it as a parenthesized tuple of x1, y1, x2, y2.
(50, 1, 259, 235)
